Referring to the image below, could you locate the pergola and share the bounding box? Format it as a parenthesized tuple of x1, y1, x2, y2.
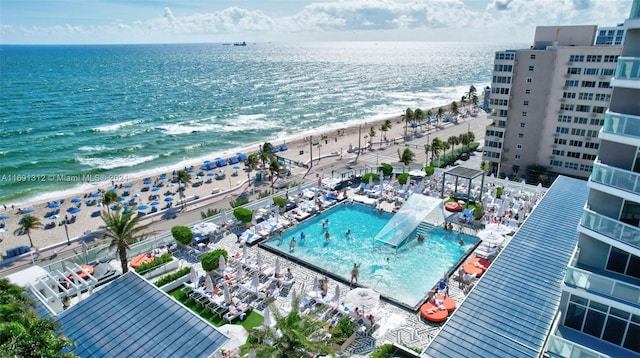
(441, 166, 486, 208)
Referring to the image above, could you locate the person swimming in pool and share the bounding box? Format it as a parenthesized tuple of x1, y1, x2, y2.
(289, 237, 296, 251)
(345, 229, 351, 237)
(300, 232, 306, 242)
(325, 231, 330, 241)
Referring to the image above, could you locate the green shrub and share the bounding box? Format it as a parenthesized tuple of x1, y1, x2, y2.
(378, 163, 393, 177)
(200, 208, 221, 219)
(496, 187, 504, 199)
(328, 316, 357, 345)
(171, 226, 193, 245)
(135, 253, 173, 273)
(154, 266, 191, 287)
(258, 190, 273, 199)
(397, 173, 410, 185)
(233, 207, 253, 223)
(272, 196, 287, 208)
(424, 165, 435, 177)
(369, 343, 394, 358)
(361, 172, 379, 185)
(230, 196, 250, 208)
(513, 176, 522, 183)
(201, 249, 228, 272)
(473, 206, 485, 220)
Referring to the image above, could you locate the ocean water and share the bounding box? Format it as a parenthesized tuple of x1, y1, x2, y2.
(0, 42, 511, 203)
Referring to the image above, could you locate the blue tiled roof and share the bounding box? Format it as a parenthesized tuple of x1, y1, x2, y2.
(424, 176, 589, 358)
(56, 272, 228, 357)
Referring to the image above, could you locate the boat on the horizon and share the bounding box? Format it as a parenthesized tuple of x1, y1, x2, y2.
(233, 41, 247, 46)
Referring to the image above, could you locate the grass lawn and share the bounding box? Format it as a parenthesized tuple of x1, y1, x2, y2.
(169, 288, 263, 332)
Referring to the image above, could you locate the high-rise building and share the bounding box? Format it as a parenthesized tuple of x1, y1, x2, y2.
(596, 24, 627, 45)
(483, 26, 621, 181)
(546, 0, 640, 356)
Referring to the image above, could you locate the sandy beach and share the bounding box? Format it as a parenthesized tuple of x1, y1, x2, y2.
(0, 102, 487, 256)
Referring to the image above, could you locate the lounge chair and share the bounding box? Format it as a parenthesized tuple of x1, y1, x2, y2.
(223, 302, 250, 322)
(458, 208, 473, 222)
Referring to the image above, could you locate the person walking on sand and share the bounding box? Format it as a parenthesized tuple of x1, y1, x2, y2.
(350, 263, 359, 286)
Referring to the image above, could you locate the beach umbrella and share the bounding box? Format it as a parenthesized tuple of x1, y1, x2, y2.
(368, 174, 374, 188)
(164, 197, 174, 202)
(223, 284, 232, 305)
(252, 271, 260, 291)
(536, 183, 543, 195)
(251, 213, 257, 227)
(207, 172, 214, 177)
(0, 228, 8, 233)
(0, 215, 9, 220)
(256, 250, 263, 268)
(205, 275, 214, 295)
(344, 287, 380, 311)
(221, 210, 228, 224)
(503, 176, 510, 189)
(21, 209, 34, 214)
(190, 266, 199, 286)
(151, 186, 160, 192)
(242, 245, 248, 263)
(137, 205, 148, 210)
(263, 306, 274, 328)
(477, 229, 505, 245)
(520, 179, 526, 192)
(332, 285, 341, 308)
(150, 201, 160, 206)
(143, 179, 152, 185)
(218, 255, 226, 273)
(124, 183, 133, 188)
(233, 165, 241, 170)
(69, 208, 81, 214)
(237, 263, 245, 282)
(90, 192, 101, 198)
(70, 198, 81, 203)
(47, 202, 60, 208)
(118, 197, 126, 202)
(274, 258, 281, 277)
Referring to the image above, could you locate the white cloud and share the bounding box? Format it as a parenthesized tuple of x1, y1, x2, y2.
(0, 0, 633, 44)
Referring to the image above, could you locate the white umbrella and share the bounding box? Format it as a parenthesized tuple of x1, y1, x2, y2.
(256, 250, 263, 268)
(242, 245, 248, 263)
(484, 223, 512, 236)
(536, 183, 543, 195)
(190, 266, 199, 286)
(252, 271, 260, 291)
(218, 255, 226, 272)
(391, 172, 396, 182)
(205, 275, 214, 294)
(520, 179, 526, 192)
(332, 285, 341, 309)
(237, 263, 245, 282)
(477, 230, 505, 245)
(251, 211, 257, 226)
(274, 258, 281, 277)
(221, 210, 228, 224)
(223, 284, 231, 305)
(344, 287, 380, 311)
(368, 174, 374, 188)
(503, 176, 510, 189)
(263, 306, 274, 328)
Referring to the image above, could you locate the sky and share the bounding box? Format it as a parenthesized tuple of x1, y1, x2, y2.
(0, 0, 633, 44)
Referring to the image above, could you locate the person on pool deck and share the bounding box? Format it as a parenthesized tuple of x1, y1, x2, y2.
(289, 237, 296, 251)
(350, 263, 359, 286)
(321, 277, 329, 297)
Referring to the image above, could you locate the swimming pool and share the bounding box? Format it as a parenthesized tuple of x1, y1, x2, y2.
(262, 203, 477, 309)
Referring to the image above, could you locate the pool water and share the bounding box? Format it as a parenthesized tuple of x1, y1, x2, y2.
(263, 204, 477, 308)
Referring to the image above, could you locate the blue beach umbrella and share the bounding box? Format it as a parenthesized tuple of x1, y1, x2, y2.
(124, 183, 133, 188)
(151, 187, 160, 192)
(0, 215, 10, 220)
(207, 172, 214, 177)
(108, 188, 118, 192)
(143, 179, 152, 185)
(110, 204, 118, 210)
(21, 209, 34, 214)
(70, 198, 81, 203)
(164, 197, 174, 202)
(233, 165, 241, 170)
(90, 192, 101, 198)
(137, 205, 148, 210)
(118, 197, 126, 202)
(150, 201, 160, 206)
(69, 208, 81, 214)
(47, 202, 60, 208)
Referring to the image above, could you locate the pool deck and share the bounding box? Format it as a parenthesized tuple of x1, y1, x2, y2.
(178, 191, 494, 356)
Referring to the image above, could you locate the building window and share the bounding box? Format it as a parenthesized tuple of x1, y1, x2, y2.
(603, 55, 618, 63)
(598, 81, 611, 88)
(558, 115, 572, 123)
(528, 65, 534, 71)
(595, 93, 610, 102)
(518, 133, 524, 138)
(566, 79, 580, 87)
(522, 112, 527, 117)
(552, 149, 565, 156)
(569, 140, 583, 147)
(554, 138, 567, 145)
(581, 81, 596, 87)
(570, 129, 586, 136)
(563, 92, 577, 99)
(607, 247, 640, 279)
(582, 153, 597, 160)
(525, 89, 531, 94)
(584, 142, 599, 149)
(576, 105, 590, 113)
(520, 123, 526, 128)
(514, 155, 521, 160)
(567, 151, 581, 158)
(556, 127, 569, 134)
(585, 68, 598, 75)
(560, 104, 574, 111)
(526, 77, 532, 83)
(568, 67, 582, 75)
(601, 68, 614, 76)
(550, 160, 563, 167)
(569, 55, 585, 62)
(578, 93, 593, 101)
(586, 55, 602, 62)
(574, 117, 588, 124)
(523, 100, 529, 106)
(564, 162, 579, 170)
(516, 144, 522, 150)
(530, 54, 536, 60)
(592, 106, 606, 114)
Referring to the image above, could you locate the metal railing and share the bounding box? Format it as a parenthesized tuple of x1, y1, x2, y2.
(546, 335, 608, 358)
(564, 266, 640, 306)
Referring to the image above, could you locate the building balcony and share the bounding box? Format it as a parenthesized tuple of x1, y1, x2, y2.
(546, 335, 608, 358)
(612, 57, 640, 89)
(590, 162, 640, 196)
(580, 208, 640, 250)
(602, 111, 640, 139)
(564, 248, 640, 307)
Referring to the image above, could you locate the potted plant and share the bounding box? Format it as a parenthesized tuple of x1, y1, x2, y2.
(233, 207, 253, 226)
(473, 206, 485, 224)
(329, 317, 357, 353)
(200, 248, 228, 274)
(171, 226, 193, 247)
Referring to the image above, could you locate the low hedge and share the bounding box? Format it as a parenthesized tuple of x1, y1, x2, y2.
(154, 266, 191, 287)
(135, 253, 173, 273)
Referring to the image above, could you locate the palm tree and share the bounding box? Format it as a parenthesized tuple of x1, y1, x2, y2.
(404, 108, 414, 136)
(14, 215, 42, 247)
(368, 126, 376, 147)
(450, 101, 459, 117)
(436, 107, 444, 129)
(424, 143, 432, 166)
(459, 133, 471, 151)
(246, 153, 259, 171)
(448, 136, 459, 158)
(100, 209, 151, 274)
(102, 191, 119, 213)
(245, 297, 335, 357)
(431, 138, 443, 166)
(426, 109, 433, 132)
(468, 85, 477, 104)
(414, 108, 425, 130)
(380, 123, 389, 147)
(461, 95, 467, 113)
(268, 160, 282, 188)
(259, 151, 272, 172)
(467, 131, 476, 143)
(175, 170, 191, 210)
(471, 94, 479, 107)
(397, 148, 415, 165)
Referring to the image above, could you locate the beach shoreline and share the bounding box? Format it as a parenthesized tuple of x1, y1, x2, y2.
(0, 101, 485, 255)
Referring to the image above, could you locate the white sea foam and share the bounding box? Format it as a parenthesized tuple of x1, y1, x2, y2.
(237, 114, 267, 121)
(78, 145, 109, 152)
(78, 155, 156, 170)
(94, 120, 142, 132)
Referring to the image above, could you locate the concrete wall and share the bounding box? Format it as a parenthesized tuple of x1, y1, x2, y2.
(534, 25, 597, 48)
